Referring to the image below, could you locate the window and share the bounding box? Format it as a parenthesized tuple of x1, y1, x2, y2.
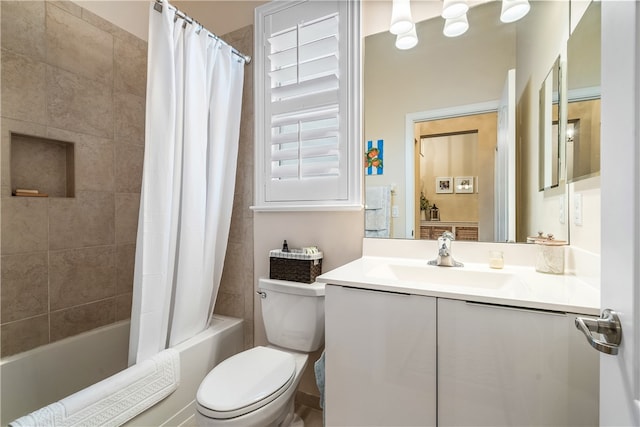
(254, 0, 361, 210)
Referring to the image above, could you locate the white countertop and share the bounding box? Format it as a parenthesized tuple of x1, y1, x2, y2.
(316, 256, 600, 316)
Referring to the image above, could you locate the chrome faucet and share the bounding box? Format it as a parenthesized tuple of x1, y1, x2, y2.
(428, 231, 463, 267)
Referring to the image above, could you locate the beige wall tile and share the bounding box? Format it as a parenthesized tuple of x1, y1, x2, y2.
(243, 321, 253, 351)
(220, 240, 252, 295)
(115, 193, 140, 244)
(1, 252, 48, 323)
(114, 92, 145, 146)
(115, 293, 132, 321)
(1, 49, 47, 125)
(1, 196, 48, 255)
(115, 144, 143, 193)
(0, 1, 46, 60)
(80, 6, 144, 46)
(49, 191, 115, 250)
(214, 291, 244, 319)
(46, 126, 115, 193)
(50, 299, 115, 342)
(74, 140, 115, 192)
(49, 246, 116, 310)
(0, 314, 49, 357)
(46, 3, 113, 85)
(46, 65, 114, 139)
(116, 244, 135, 295)
(48, 1, 82, 18)
(114, 36, 147, 98)
(2, 118, 48, 196)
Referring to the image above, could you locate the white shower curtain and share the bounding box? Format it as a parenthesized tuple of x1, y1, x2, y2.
(128, 1, 245, 364)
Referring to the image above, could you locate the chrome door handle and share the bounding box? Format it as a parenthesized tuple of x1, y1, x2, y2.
(575, 309, 622, 355)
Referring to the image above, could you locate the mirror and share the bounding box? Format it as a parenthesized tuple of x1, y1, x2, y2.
(364, 0, 573, 242)
(567, 0, 601, 183)
(539, 56, 561, 191)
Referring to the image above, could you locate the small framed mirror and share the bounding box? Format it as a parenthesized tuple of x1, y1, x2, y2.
(567, 0, 601, 183)
(539, 56, 561, 191)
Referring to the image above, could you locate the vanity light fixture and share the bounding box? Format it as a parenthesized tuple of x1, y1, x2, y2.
(390, 0, 414, 35)
(395, 26, 418, 50)
(443, 13, 469, 37)
(500, 0, 531, 23)
(441, 0, 469, 20)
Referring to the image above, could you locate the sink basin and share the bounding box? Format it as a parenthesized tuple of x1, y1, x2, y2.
(366, 263, 519, 289)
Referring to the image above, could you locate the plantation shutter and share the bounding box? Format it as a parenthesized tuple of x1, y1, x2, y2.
(255, 0, 360, 208)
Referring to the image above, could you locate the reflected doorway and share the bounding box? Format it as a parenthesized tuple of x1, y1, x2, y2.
(413, 112, 498, 241)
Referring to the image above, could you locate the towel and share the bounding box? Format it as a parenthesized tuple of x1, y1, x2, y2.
(9, 348, 180, 427)
(314, 351, 326, 427)
(365, 186, 391, 237)
(314, 351, 326, 409)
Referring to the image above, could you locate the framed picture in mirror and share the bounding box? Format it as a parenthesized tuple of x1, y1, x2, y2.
(455, 176, 474, 193)
(436, 177, 453, 194)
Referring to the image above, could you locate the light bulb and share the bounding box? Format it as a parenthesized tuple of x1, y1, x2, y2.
(500, 0, 530, 23)
(443, 14, 469, 37)
(441, 0, 469, 19)
(395, 26, 418, 50)
(390, 0, 414, 35)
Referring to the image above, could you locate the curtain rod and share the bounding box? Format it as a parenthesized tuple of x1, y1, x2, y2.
(153, 0, 252, 65)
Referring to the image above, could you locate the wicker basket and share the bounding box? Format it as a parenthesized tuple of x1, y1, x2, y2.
(269, 249, 323, 284)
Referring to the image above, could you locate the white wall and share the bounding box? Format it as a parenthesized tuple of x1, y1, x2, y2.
(253, 210, 363, 398)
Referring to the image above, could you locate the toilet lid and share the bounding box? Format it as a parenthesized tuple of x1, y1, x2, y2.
(196, 346, 296, 419)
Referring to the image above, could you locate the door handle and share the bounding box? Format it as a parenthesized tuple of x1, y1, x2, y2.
(575, 309, 622, 355)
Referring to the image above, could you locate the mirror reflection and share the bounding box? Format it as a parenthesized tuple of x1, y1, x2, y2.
(567, 0, 601, 183)
(538, 56, 561, 191)
(364, 0, 575, 243)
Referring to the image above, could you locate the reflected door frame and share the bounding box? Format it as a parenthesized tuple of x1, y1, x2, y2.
(405, 101, 499, 240)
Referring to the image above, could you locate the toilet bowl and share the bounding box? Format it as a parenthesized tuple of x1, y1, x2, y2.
(196, 279, 325, 427)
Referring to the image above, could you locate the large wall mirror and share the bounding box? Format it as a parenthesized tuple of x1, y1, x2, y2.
(567, 0, 601, 183)
(363, 0, 582, 243)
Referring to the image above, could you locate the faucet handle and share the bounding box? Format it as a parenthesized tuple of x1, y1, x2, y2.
(441, 231, 455, 241)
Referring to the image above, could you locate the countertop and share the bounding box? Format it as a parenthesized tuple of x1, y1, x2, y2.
(316, 256, 600, 316)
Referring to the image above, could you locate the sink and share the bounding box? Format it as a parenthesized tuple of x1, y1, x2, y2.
(366, 263, 520, 289)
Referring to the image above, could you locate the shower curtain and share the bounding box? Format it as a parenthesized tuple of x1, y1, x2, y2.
(128, 1, 244, 364)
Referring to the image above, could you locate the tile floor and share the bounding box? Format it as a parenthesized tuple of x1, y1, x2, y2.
(296, 404, 323, 426)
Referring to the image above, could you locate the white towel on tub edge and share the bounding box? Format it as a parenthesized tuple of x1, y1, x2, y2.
(9, 348, 180, 427)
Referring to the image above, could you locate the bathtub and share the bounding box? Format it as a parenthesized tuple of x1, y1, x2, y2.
(1, 315, 244, 426)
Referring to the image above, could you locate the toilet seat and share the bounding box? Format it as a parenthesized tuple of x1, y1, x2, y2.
(196, 346, 296, 420)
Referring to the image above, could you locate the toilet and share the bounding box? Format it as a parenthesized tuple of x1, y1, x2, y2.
(196, 278, 325, 427)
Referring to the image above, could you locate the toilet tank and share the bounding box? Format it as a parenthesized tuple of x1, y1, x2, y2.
(258, 278, 325, 352)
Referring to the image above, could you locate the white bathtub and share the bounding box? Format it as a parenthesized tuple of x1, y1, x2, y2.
(1, 315, 244, 427)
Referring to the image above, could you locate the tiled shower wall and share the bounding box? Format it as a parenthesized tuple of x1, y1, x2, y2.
(0, 1, 255, 358)
(0, 0, 147, 357)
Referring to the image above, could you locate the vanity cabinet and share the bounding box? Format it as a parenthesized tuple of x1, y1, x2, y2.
(325, 285, 437, 426)
(325, 286, 599, 426)
(438, 298, 599, 426)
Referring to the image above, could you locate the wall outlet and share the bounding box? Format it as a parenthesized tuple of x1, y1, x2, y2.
(574, 193, 583, 226)
(392, 205, 399, 218)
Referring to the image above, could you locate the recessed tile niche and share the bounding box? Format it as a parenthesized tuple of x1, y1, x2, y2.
(11, 133, 75, 198)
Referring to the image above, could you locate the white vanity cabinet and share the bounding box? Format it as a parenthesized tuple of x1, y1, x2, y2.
(325, 285, 599, 426)
(325, 284, 437, 426)
(437, 298, 599, 426)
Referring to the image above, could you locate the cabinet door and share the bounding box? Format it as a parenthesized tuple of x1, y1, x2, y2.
(325, 285, 436, 426)
(438, 298, 599, 426)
